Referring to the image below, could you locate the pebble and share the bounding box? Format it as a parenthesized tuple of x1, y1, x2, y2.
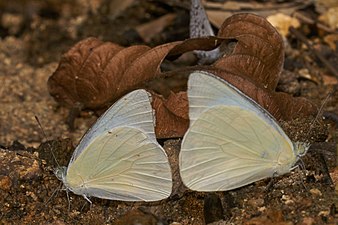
(248, 198, 265, 208)
(309, 188, 322, 197)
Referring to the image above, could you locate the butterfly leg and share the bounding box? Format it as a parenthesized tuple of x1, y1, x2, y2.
(265, 171, 279, 192)
(66, 189, 71, 211)
(83, 194, 92, 205)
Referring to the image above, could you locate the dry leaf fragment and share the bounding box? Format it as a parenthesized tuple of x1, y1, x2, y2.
(48, 38, 181, 111)
(201, 67, 317, 122)
(151, 91, 189, 138)
(318, 7, 338, 30)
(48, 37, 123, 109)
(216, 13, 284, 91)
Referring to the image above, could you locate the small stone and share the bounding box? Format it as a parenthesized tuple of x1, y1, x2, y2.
(282, 195, 294, 205)
(309, 188, 322, 197)
(258, 206, 266, 212)
(318, 210, 329, 217)
(281, 194, 290, 201)
(248, 198, 265, 208)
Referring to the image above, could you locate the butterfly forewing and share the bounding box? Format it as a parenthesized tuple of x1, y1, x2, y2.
(187, 71, 289, 139)
(70, 90, 156, 165)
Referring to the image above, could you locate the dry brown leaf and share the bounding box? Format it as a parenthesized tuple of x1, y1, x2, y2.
(48, 13, 318, 138)
(48, 37, 123, 109)
(216, 13, 284, 91)
(48, 38, 181, 110)
(151, 91, 189, 138)
(200, 67, 317, 122)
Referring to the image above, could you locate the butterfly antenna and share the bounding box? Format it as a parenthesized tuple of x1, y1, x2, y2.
(302, 87, 335, 186)
(265, 172, 278, 192)
(307, 86, 336, 138)
(34, 115, 60, 168)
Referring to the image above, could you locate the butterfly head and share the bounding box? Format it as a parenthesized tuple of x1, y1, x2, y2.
(54, 166, 67, 182)
(294, 142, 311, 158)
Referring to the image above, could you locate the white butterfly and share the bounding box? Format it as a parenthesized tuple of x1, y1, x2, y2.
(55, 90, 172, 202)
(179, 71, 309, 191)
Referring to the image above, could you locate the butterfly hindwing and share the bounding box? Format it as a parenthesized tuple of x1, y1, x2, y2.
(180, 105, 294, 191)
(67, 126, 172, 201)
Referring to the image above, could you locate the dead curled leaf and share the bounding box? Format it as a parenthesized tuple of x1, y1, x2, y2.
(48, 13, 317, 138)
(48, 37, 180, 110)
(216, 13, 284, 91)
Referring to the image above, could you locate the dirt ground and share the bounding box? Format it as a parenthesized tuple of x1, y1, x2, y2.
(0, 0, 337, 224)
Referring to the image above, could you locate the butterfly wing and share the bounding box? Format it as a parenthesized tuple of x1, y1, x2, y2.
(69, 89, 156, 164)
(187, 71, 287, 137)
(66, 126, 172, 201)
(66, 89, 172, 201)
(180, 72, 296, 191)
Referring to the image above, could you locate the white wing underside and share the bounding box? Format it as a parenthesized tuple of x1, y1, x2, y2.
(65, 89, 172, 201)
(187, 71, 288, 138)
(180, 72, 295, 191)
(67, 127, 172, 201)
(70, 90, 156, 164)
(180, 105, 294, 191)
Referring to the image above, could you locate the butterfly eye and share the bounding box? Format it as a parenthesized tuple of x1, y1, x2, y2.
(54, 166, 67, 181)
